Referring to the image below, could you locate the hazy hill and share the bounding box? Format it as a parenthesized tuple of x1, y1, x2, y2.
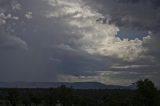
(0, 82, 136, 89)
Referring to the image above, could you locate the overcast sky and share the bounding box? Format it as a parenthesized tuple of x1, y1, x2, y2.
(0, 0, 160, 86)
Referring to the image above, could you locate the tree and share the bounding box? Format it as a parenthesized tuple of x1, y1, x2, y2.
(20, 93, 31, 106)
(7, 89, 20, 106)
(133, 79, 159, 106)
(57, 85, 73, 106)
(29, 90, 42, 106)
(44, 88, 57, 106)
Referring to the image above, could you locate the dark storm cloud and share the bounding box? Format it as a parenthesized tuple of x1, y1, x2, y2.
(88, 0, 160, 31)
(47, 45, 107, 76)
(0, 0, 160, 86)
(84, 0, 160, 85)
(113, 0, 160, 63)
(88, 0, 160, 61)
(114, 0, 160, 31)
(117, 0, 160, 8)
(0, 0, 107, 82)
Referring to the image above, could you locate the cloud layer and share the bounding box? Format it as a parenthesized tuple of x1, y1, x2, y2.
(47, 0, 151, 61)
(0, 0, 160, 86)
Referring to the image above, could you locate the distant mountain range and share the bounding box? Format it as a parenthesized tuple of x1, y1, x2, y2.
(0, 82, 137, 90)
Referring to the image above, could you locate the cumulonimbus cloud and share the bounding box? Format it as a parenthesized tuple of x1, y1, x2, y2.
(0, 0, 159, 86)
(46, 0, 151, 61)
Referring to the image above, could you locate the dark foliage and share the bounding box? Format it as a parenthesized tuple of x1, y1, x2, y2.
(0, 79, 159, 106)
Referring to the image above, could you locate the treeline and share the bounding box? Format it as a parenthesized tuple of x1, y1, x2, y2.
(0, 79, 160, 106)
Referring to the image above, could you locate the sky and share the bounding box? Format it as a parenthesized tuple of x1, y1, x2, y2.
(0, 0, 160, 86)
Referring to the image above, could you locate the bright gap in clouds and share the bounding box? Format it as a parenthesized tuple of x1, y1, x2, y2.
(118, 27, 148, 40)
(47, 0, 151, 61)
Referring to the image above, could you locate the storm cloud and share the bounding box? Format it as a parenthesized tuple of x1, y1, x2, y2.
(0, 0, 160, 86)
